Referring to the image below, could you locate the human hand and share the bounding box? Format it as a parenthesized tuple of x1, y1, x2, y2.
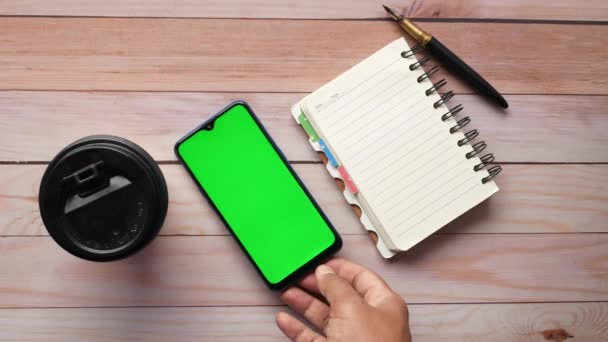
(276, 258, 411, 342)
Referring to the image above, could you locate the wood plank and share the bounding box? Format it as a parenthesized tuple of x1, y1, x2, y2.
(0, 19, 606, 94)
(0, 234, 606, 307)
(1, 303, 606, 341)
(1, 92, 607, 163)
(0, 164, 362, 236)
(2, 164, 607, 236)
(0, 91, 317, 162)
(0, 0, 607, 21)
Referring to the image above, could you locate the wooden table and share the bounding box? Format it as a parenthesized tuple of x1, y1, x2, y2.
(1, 1, 607, 341)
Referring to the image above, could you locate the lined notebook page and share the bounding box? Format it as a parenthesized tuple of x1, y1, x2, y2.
(302, 38, 498, 251)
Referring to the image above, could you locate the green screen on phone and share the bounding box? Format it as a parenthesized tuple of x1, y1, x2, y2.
(175, 103, 340, 287)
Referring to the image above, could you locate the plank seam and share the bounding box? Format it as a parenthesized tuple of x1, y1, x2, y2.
(0, 15, 607, 25)
(2, 232, 608, 238)
(1, 300, 607, 310)
(1, 89, 608, 96)
(2, 161, 608, 165)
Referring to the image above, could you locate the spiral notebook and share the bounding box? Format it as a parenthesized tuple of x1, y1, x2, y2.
(292, 38, 501, 258)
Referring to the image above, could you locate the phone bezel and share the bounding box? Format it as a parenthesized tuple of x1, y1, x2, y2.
(174, 101, 342, 290)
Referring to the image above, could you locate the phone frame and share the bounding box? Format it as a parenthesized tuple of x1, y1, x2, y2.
(174, 101, 342, 290)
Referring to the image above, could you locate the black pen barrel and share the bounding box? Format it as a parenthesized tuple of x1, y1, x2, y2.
(425, 37, 508, 108)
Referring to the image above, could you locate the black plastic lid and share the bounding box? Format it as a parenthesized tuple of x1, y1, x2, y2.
(39, 135, 168, 261)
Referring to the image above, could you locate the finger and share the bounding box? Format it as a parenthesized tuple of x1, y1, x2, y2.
(303, 259, 399, 305)
(299, 273, 320, 294)
(280, 287, 330, 330)
(275, 312, 326, 342)
(326, 258, 397, 308)
(316, 264, 362, 305)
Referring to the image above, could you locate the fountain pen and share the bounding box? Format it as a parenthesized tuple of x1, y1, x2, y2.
(383, 5, 508, 108)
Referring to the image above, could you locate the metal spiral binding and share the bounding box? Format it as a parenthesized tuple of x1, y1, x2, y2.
(442, 104, 463, 121)
(482, 166, 502, 183)
(401, 44, 502, 184)
(434, 91, 454, 108)
(426, 79, 447, 96)
(450, 117, 471, 133)
(409, 56, 431, 71)
(458, 129, 478, 146)
(418, 66, 439, 83)
(401, 45, 423, 58)
(475, 154, 495, 171)
(466, 141, 487, 159)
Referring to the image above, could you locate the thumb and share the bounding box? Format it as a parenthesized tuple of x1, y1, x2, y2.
(316, 264, 362, 305)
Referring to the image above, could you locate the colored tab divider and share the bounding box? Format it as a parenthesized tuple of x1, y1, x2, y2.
(297, 112, 320, 142)
(319, 140, 339, 168)
(297, 111, 357, 193)
(338, 166, 359, 194)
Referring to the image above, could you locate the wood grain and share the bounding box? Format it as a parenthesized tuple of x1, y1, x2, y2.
(0, 234, 606, 307)
(0, 0, 607, 21)
(1, 92, 607, 163)
(0, 2, 606, 340)
(0, 164, 362, 236)
(409, 303, 608, 341)
(2, 164, 607, 237)
(1, 303, 607, 341)
(0, 19, 606, 94)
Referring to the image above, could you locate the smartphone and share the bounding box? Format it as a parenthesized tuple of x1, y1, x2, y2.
(175, 101, 342, 290)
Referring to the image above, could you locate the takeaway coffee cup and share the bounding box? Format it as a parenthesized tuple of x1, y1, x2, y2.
(39, 135, 168, 261)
